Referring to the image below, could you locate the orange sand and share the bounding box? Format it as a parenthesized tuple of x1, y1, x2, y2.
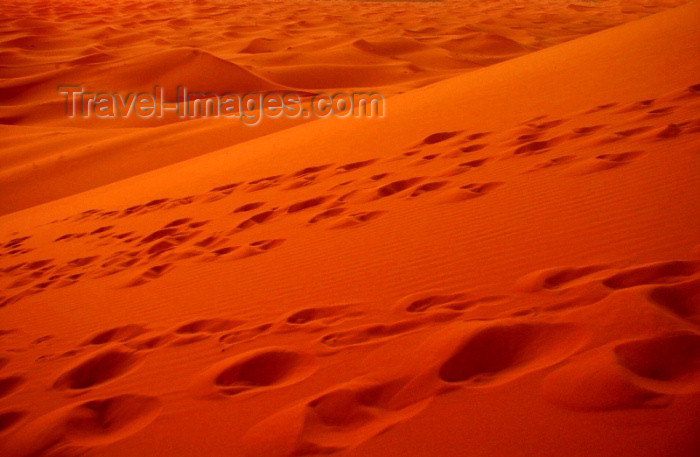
(1, 1, 699, 456)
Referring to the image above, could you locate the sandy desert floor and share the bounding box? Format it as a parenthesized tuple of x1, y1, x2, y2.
(1, 1, 699, 456)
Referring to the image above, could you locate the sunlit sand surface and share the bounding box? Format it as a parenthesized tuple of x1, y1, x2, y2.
(1, 1, 699, 456)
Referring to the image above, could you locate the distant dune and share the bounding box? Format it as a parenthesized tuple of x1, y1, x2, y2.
(0, 0, 687, 213)
(0, 1, 699, 457)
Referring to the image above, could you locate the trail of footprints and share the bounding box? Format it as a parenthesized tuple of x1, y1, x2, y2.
(1, 83, 699, 308)
(2, 253, 699, 454)
(1, 84, 699, 451)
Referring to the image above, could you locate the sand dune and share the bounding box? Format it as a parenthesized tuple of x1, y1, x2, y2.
(0, 0, 689, 214)
(1, 1, 699, 456)
(0, 48, 288, 105)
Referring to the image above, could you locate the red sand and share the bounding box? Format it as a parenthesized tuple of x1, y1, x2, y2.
(1, 1, 699, 456)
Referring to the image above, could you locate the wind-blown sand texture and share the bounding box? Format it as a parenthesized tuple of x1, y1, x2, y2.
(1, 1, 699, 456)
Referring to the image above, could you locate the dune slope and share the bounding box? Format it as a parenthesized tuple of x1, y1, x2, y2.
(0, 0, 689, 215)
(1, 1, 699, 457)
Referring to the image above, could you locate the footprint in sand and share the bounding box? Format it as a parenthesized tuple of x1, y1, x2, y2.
(64, 255, 100, 269)
(293, 164, 333, 177)
(373, 177, 425, 200)
(192, 348, 318, 398)
(0, 375, 25, 399)
(163, 218, 192, 228)
(194, 234, 228, 249)
(237, 239, 286, 258)
(648, 278, 700, 324)
(335, 158, 378, 174)
(527, 154, 576, 172)
(399, 149, 422, 159)
(515, 264, 610, 292)
(283, 304, 364, 328)
(459, 157, 492, 170)
(597, 126, 653, 144)
(125, 263, 174, 287)
(459, 143, 488, 153)
(139, 228, 180, 245)
(53, 347, 142, 390)
(203, 186, 238, 203)
(419, 152, 441, 161)
(528, 118, 568, 131)
(513, 138, 559, 156)
(284, 175, 319, 190)
(2, 394, 161, 457)
(440, 181, 504, 202)
(286, 195, 332, 213)
(120, 198, 171, 217)
(90, 225, 114, 235)
(623, 99, 656, 112)
(0, 410, 25, 435)
(235, 209, 277, 231)
(433, 320, 589, 387)
(209, 182, 241, 194)
(201, 238, 285, 261)
(602, 259, 699, 289)
(320, 319, 430, 348)
(366, 172, 391, 182)
(329, 211, 386, 229)
(396, 290, 505, 313)
(396, 291, 468, 313)
(464, 131, 491, 141)
(81, 324, 149, 346)
(161, 318, 245, 346)
(409, 180, 450, 197)
(284, 164, 333, 189)
(241, 375, 430, 457)
(571, 124, 606, 136)
(308, 207, 346, 224)
(126, 333, 176, 351)
(2, 236, 31, 250)
(165, 195, 197, 209)
(585, 102, 619, 114)
(568, 150, 646, 175)
(233, 201, 266, 213)
(615, 332, 700, 393)
(205, 245, 240, 259)
(420, 130, 461, 145)
(541, 332, 700, 411)
(219, 323, 273, 346)
(246, 174, 285, 192)
(175, 318, 242, 335)
(645, 105, 677, 117)
(655, 122, 686, 139)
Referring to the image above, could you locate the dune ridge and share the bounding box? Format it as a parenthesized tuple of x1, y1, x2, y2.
(0, 0, 689, 214)
(1, 1, 699, 457)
